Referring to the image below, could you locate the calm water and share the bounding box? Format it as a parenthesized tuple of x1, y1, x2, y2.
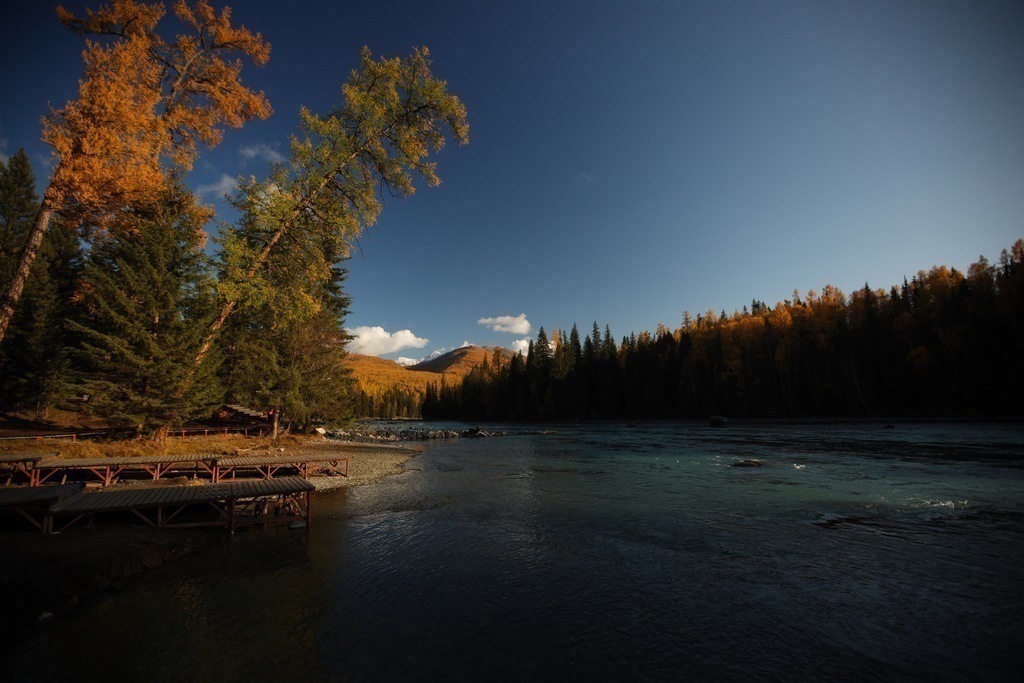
(9, 422, 1024, 681)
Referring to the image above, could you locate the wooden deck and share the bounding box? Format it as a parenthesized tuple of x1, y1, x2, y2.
(0, 483, 85, 531)
(33, 453, 217, 487)
(47, 477, 314, 533)
(211, 453, 349, 482)
(27, 452, 347, 486)
(0, 453, 45, 486)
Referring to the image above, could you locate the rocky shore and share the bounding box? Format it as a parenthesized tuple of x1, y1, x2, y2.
(328, 425, 553, 442)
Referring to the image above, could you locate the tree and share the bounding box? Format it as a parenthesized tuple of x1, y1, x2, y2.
(0, 151, 82, 417)
(218, 262, 356, 437)
(0, 0, 271, 343)
(68, 181, 219, 437)
(196, 45, 469, 371)
(0, 151, 39, 282)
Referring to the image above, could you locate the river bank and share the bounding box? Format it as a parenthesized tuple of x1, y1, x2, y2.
(0, 439, 420, 642)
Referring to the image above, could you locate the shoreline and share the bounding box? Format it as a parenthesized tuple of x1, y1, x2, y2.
(0, 440, 422, 643)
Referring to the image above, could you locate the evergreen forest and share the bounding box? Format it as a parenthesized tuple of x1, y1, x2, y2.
(424, 242, 1024, 422)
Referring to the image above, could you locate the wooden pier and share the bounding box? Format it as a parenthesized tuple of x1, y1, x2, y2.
(0, 483, 85, 532)
(19, 453, 348, 487)
(0, 478, 313, 533)
(1, 449, 347, 533)
(0, 454, 43, 486)
(48, 477, 314, 533)
(211, 453, 349, 482)
(32, 454, 215, 487)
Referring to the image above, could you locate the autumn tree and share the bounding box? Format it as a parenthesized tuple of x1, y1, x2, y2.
(197, 45, 469, 371)
(0, 0, 271, 343)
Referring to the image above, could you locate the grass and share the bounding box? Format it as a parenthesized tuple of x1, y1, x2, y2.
(0, 433, 317, 459)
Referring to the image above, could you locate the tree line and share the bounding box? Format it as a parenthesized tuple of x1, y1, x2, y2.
(0, 1, 467, 438)
(425, 241, 1024, 421)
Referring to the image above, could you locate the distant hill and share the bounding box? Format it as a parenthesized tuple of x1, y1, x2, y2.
(409, 345, 515, 375)
(345, 345, 514, 399)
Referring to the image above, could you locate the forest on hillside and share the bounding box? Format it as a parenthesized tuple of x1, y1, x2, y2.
(425, 240, 1024, 421)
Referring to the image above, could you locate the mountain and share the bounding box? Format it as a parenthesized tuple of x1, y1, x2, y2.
(345, 345, 515, 399)
(409, 345, 514, 375)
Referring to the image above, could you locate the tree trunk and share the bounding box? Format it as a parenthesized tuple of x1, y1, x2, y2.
(0, 198, 55, 344)
(271, 408, 280, 443)
(190, 170, 338, 374)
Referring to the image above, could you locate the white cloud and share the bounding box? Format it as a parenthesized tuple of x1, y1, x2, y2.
(511, 339, 530, 356)
(346, 326, 428, 356)
(478, 313, 531, 335)
(196, 173, 238, 198)
(239, 143, 285, 164)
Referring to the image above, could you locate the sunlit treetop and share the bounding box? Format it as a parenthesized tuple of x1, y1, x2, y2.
(44, 0, 271, 223)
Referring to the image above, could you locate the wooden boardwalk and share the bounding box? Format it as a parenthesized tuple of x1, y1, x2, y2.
(42, 477, 314, 533)
(0, 454, 44, 486)
(211, 454, 349, 482)
(1, 449, 346, 533)
(33, 454, 215, 487)
(0, 483, 85, 531)
(26, 452, 347, 487)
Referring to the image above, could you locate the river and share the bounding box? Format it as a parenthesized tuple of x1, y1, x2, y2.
(9, 422, 1024, 681)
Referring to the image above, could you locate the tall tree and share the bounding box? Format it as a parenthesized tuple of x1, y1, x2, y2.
(196, 45, 469, 370)
(0, 151, 39, 281)
(218, 262, 356, 437)
(0, 151, 82, 417)
(69, 181, 219, 437)
(0, 0, 271, 343)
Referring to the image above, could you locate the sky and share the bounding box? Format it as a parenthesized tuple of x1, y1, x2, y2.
(1, 0, 1022, 362)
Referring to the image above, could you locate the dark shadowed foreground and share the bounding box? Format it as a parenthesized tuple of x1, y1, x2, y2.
(6, 422, 1023, 682)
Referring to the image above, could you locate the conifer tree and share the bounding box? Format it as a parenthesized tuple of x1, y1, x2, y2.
(0, 151, 39, 280)
(0, 151, 82, 417)
(217, 242, 356, 436)
(197, 45, 469, 371)
(69, 181, 219, 437)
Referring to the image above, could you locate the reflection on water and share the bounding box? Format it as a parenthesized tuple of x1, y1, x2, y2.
(8, 422, 1024, 681)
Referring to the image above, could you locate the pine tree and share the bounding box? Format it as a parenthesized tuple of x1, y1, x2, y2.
(0, 151, 81, 417)
(218, 243, 356, 434)
(68, 181, 219, 436)
(0, 151, 39, 282)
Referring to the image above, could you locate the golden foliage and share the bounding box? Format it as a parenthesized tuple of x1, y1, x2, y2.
(345, 347, 501, 398)
(44, 0, 271, 224)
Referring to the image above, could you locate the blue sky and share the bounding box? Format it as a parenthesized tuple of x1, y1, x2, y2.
(2, 1, 1022, 361)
